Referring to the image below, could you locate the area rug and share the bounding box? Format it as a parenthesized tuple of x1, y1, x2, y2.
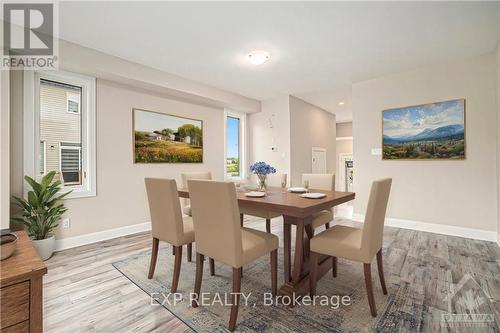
(112, 226, 500, 333)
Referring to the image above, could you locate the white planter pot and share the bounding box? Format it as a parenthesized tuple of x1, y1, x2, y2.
(31, 235, 55, 261)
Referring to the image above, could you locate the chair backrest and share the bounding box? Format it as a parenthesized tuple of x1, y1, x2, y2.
(181, 171, 212, 187)
(181, 172, 212, 206)
(188, 180, 243, 267)
(144, 178, 185, 245)
(361, 178, 392, 259)
(302, 173, 335, 191)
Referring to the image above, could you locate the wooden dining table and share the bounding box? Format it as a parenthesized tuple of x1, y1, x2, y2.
(177, 186, 355, 297)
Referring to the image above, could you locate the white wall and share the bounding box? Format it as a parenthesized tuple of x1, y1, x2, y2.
(289, 96, 336, 186)
(496, 42, 500, 243)
(0, 70, 10, 230)
(248, 95, 337, 187)
(9, 40, 256, 240)
(59, 40, 260, 113)
(248, 96, 291, 177)
(9, 71, 23, 222)
(353, 53, 498, 233)
(10, 79, 225, 239)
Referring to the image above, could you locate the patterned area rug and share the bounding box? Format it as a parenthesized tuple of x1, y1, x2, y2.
(112, 224, 500, 333)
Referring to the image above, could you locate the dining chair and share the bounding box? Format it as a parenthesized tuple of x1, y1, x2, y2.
(239, 173, 286, 233)
(302, 173, 335, 230)
(144, 178, 215, 292)
(181, 171, 212, 216)
(309, 178, 392, 317)
(188, 179, 278, 332)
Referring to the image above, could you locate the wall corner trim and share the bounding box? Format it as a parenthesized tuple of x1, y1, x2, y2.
(352, 214, 497, 242)
(55, 222, 152, 252)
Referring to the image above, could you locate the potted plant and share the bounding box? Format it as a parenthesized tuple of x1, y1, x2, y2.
(250, 162, 276, 192)
(11, 171, 71, 260)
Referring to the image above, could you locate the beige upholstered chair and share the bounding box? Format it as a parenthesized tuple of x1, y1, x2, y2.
(302, 173, 335, 229)
(188, 180, 278, 332)
(181, 171, 212, 216)
(309, 178, 392, 317)
(145, 178, 202, 292)
(239, 173, 287, 233)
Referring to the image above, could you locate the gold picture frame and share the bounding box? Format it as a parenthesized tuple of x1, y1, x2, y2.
(133, 108, 203, 163)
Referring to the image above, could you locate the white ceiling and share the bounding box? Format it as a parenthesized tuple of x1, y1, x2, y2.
(59, 2, 500, 120)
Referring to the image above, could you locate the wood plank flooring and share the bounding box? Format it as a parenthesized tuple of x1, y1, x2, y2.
(42, 216, 500, 333)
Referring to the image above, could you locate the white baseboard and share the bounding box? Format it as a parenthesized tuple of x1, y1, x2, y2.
(55, 222, 151, 252)
(352, 214, 497, 242)
(53, 217, 499, 251)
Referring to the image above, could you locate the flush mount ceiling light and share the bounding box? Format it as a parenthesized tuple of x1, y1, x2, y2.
(247, 50, 270, 65)
(338, 101, 345, 106)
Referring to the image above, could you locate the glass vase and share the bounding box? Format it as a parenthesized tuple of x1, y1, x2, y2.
(257, 174, 267, 192)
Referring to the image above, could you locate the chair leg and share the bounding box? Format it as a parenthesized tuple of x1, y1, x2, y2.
(209, 258, 215, 276)
(270, 249, 277, 296)
(240, 214, 244, 227)
(266, 218, 271, 233)
(171, 246, 182, 293)
(363, 263, 377, 317)
(309, 251, 319, 297)
(148, 238, 159, 279)
(332, 256, 337, 278)
(325, 222, 330, 229)
(187, 243, 192, 262)
(192, 253, 204, 308)
(228, 267, 242, 332)
(376, 249, 388, 295)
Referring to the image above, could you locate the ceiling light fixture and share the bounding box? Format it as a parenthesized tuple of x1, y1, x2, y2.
(338, 101, 345, 106)
(247, 50, 270, 65)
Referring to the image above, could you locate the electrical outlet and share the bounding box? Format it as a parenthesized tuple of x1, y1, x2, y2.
(62, 218, 71, 229)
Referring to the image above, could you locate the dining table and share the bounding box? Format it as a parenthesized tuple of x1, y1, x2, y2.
(177, 186, 355, 298)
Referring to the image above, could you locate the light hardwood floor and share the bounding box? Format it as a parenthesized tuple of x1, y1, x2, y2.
(43, 230, 190, 333)
(42, 216, 499, 333)
(43, 217, 273, 333)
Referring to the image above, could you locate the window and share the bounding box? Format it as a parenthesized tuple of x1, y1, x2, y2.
(59, 143, 82, 185)
(225, 111, 245, 179)
(39, 141, 46, 175)
(66, 92, 80, 114)
(24, 70, 96, 198)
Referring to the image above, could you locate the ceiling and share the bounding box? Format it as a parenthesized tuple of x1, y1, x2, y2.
(58, 2, 500, 120)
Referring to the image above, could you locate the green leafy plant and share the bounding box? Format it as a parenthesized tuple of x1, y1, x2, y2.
(11, 171, 71, 240)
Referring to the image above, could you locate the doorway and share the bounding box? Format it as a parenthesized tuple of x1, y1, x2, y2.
(311, 147, 327, 173)
(338, 153, 353, 192)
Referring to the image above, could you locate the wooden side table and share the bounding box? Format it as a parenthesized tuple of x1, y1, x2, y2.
(0, 231, 47, 332)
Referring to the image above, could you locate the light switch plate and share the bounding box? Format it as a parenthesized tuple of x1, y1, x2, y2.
(62, 218, 71, 229)
(371, 148, 382, 155)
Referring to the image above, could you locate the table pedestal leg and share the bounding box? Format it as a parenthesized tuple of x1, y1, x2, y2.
(279, 215, 333, 300)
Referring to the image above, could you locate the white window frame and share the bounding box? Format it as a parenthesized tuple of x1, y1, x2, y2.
(24, 70, 97, 199)
(66, 92, 81, 114)
(224, 110, 246, 181)
(39, 141, 46, 175)
(59, 142, 82, 186)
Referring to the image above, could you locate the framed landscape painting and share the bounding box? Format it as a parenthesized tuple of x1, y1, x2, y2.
(382, 99, 465, 160)
(133, 108, 203, 163)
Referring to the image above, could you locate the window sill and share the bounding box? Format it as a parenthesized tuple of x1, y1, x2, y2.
(59, 187, 96, 200)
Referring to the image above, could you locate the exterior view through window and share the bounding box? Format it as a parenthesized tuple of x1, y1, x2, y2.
(39, 79, 82, 186)
(226, 116, 240, 178)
